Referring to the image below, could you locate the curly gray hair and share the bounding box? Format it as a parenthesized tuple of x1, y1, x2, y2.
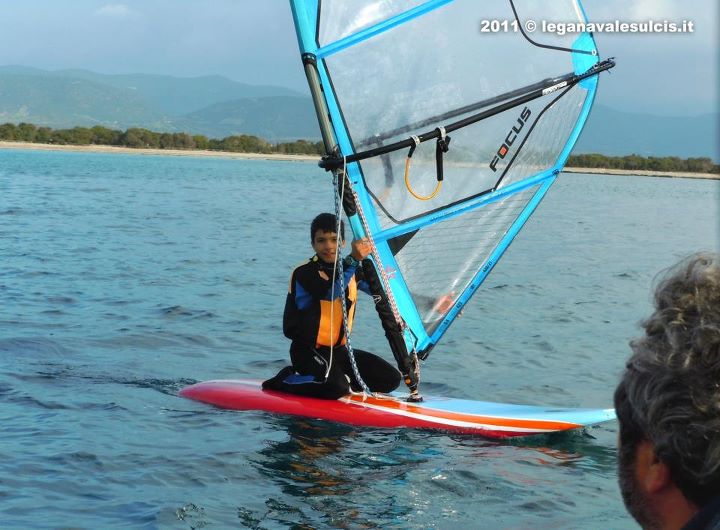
(614, 252, 720, 507)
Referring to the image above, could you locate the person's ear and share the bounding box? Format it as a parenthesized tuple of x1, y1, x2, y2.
(636, 439, 672, 494)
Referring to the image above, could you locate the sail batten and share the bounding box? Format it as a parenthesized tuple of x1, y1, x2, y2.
(316, 0, 452, 59)
(290, 0, 614, 359)
(370, 168, 556, 244)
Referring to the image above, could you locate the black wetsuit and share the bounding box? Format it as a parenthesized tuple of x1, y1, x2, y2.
(262, 255, 401, 399)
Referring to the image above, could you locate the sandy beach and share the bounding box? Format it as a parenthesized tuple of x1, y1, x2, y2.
(563, 167, 719, 180)
(0, 140, 318, 162)
(1, 140, 717, 180)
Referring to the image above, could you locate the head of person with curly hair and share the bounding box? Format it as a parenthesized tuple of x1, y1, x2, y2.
(615, 252, 720, 529)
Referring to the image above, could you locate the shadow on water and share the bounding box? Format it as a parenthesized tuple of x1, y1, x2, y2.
(505, 426, 618, 467)
(115, 376, 198, 396)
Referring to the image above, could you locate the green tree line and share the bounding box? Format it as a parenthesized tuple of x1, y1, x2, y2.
(567, 153, 719, 174)
(1, 122, 717, 173)
(0, 122, 324, 156)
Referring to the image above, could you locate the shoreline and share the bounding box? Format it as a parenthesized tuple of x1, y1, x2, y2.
(562, 166, 718, 180)
(0, 140, 318, 162)
(1, 140, 717, 180)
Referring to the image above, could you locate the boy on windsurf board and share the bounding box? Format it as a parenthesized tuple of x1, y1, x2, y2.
(263, 213, 407, 399)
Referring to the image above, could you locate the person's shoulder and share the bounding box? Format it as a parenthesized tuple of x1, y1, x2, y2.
(291, 256, 318, 277)
(287, 257, 316, 293)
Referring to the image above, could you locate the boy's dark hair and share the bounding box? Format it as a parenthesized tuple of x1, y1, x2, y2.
(310, 213, 344, 242)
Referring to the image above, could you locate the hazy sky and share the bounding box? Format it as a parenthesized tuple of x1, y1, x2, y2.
(0, 1, 716, 116)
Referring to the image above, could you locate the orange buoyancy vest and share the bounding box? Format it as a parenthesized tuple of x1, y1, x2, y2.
(283, 256, 361, 349)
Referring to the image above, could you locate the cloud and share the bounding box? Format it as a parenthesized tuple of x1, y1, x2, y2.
(589, 0, 689, 22)
(625, 0, 683, 20)
(94, 4, 133, 17)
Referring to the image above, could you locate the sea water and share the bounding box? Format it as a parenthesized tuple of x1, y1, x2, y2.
(1, 148, 718, 529)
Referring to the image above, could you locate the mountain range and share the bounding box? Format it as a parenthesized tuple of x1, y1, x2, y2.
(0, 65, 317, 141)
(576, 106, 718, 161)
(0, 65, 717, 160)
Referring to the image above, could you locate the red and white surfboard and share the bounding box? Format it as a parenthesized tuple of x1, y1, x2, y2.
(180, 379, 615, 439)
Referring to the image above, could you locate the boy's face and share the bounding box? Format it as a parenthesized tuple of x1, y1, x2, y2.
(312, 229, 344, 264)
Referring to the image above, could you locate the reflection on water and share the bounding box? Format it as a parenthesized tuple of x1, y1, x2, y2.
(258, 420, 357, 496)
(243, 416, 619, 528)
(249, 420, 419, 528)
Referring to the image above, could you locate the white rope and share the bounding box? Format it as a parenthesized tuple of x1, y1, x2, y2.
(347, 166, 422, 393)
(329, 158, 371, 395)
(349, 186, 406, 337)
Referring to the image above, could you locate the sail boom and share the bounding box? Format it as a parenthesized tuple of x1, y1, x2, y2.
(355, 72, 580, 149)
(320, 59, 614, 171)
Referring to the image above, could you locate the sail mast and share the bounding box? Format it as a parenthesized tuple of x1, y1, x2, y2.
(290, 0, 423, 397)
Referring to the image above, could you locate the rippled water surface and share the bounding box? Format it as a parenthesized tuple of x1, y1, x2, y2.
(2, 149, 719, 529)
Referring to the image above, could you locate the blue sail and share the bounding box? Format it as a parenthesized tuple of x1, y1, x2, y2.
(289, 0, 613, 358)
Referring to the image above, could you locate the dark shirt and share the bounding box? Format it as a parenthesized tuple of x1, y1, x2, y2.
(682, 496, 720, 530)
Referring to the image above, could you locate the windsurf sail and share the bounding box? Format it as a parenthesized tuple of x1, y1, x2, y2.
(289, 0, 614, 386)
